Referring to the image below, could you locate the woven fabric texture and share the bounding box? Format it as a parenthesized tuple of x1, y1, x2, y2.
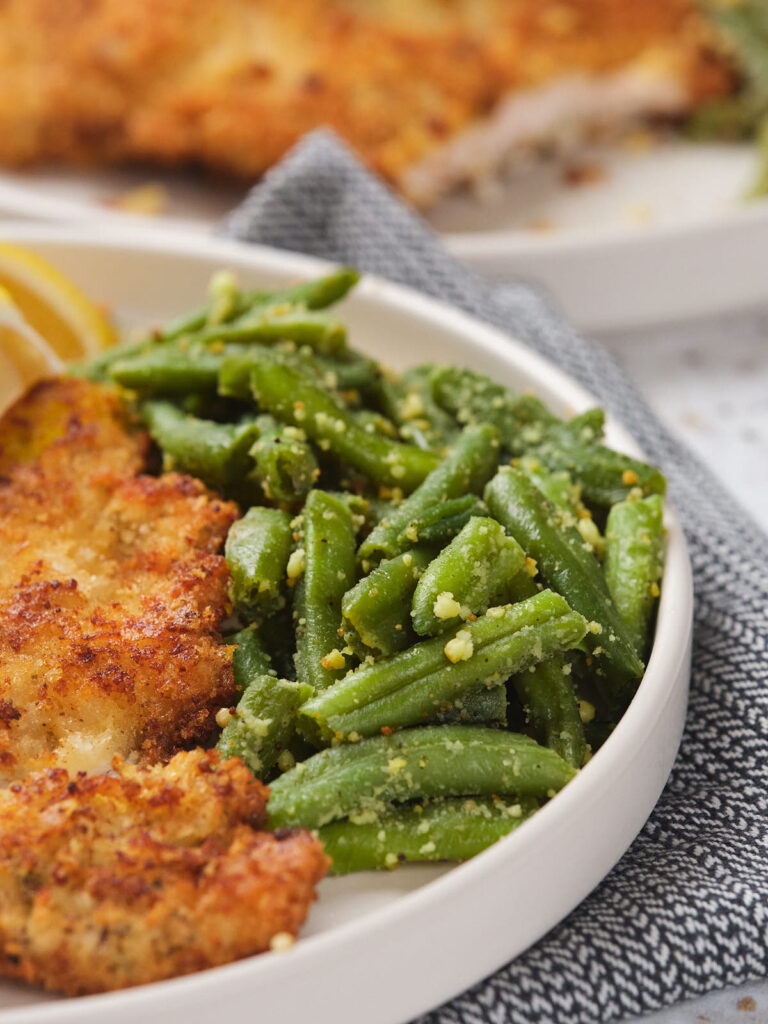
(222, 131, 768, 1024)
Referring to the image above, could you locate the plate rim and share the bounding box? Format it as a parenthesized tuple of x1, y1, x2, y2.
(444, 190, 768, 258)
(3, 160, 768, 255)
(0, 178, 216, 234)
(0, 223, 693, 1024)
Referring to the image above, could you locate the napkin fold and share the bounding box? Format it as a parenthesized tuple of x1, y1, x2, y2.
(222, 131, 768, 1024)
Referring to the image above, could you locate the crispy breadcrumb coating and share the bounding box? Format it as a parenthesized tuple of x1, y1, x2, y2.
(0, 749, 329, 995)
(0, 0, 733, 201)
(0, 378, 239, 783)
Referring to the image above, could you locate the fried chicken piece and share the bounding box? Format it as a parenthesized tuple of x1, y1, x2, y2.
(0, 0, 733, 204)
(0, 369, 147, 476)
(0, 378, 239, 783)
(0, 749, 329, 995)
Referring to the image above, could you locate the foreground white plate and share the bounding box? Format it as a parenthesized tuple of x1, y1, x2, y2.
(0, 225, 693, 1024)
(0, 139, 764, 331)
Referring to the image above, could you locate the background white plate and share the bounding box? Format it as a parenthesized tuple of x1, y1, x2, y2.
(0, 226, 693, 1024)
(437, 140, 768, 332)
(0, 167, 245, 236)
(0, 139, 765, 332)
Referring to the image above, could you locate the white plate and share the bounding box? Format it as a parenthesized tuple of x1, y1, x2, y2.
(0, 167, 245, 235)
(0, 224, 693, 1024)
(435, 139, 768, 333)
(0, 139, 765, 331)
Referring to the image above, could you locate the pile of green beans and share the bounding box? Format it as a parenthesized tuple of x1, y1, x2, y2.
(77, 267, 667, 875)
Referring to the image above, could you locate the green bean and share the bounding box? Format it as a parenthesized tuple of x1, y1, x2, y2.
(74, 279, 254, 380)
(342, 547, 433, 659)
(365, 368, 455, 451)
(179, 392, 248, 422)
(165, 267, 360, 340)
(353, 409, 400, 440)
(229, 623, 273, 694)
(392, 365, 460, 450)
(435, 684, 507, 726)
(225, 506, 294, 618)
(431, 366, 663, 507)
(530, 433, 666, 508)
(74, 269, 360, 380)
(303, 590, 586, 739)
(500, 570, 586, 767)
(320, 796, 537, 874)
(217, 675, 312, 779)
(269, 268, 360, 312)
(312, 588, 577, 721)
(114, 338, 295, 397)
(604, 495, 665, 657)
(228, 602, 301, 684)
(250, 414, 318, 505)
(563, 408, 605, 444)
(114, 337, 339, 399)
(518, 455, 581, 510)
(485, 468, 644, 697)
(432, 367, 604, 451)
(218, 349, 287, 400)
(325, 493, 388, 537)
(293, 490, 357, 693)
(250, 360, 439, 492)
(109, 342, 222, 394)
(198, 308, 347, 355)
(160, 303, 239, 344)
(430, 366, 558, 454)
(367, 371, 407, 423)
(315, 354, 380, 394)
(267, 724, 578, 829)
(161, 274, 265, 341)
(517, 455, 605, 558)
(70, 335, 168, 382)
(358, 424, 500, 565)
(411, 517, 526, 636)
(220, 622, 313, 777)
(218, 347, 377, 404)
(140, 400, 260, 499)
(321, 612, 585, 739)
(514, 660, 586, 768)
(395, 494, 490, 548)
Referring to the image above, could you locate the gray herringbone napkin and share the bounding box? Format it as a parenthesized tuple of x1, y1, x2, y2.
(221, 131, 768, 1024)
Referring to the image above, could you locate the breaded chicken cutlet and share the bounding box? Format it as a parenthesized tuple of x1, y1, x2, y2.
(0, 0, 734, 205)
(0, 377, 239, 784)
(0, 748, 328, 995)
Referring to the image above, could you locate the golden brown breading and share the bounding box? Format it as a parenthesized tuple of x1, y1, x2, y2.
(0, 0, 733, 201)
(0, 378, 239, 783)
(0, 369, 147, 476)
(0, 748, 329, 995)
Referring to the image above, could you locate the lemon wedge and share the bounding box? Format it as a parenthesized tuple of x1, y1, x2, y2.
(0, 286, 66, 415)
(0, 242, 116, 361)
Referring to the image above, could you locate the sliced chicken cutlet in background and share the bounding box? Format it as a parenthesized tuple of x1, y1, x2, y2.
(0, 377, 239, 783)
(0, 0, 734, 205)
(0, 749, 329, 995)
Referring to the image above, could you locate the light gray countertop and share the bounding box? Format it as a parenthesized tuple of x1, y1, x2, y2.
(600, 308, 768, 532)
(598, 310, 768, 1024)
